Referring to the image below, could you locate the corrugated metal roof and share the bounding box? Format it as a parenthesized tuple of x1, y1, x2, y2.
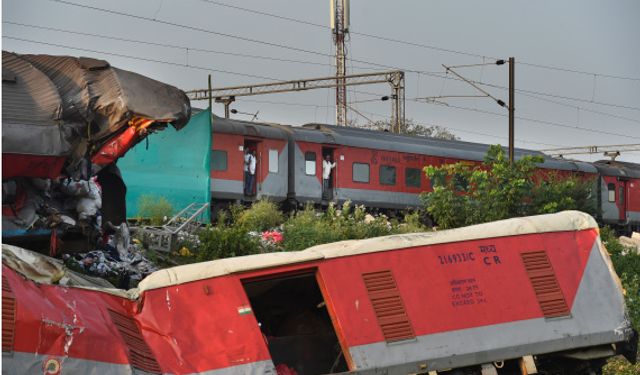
(2, 51, 191, 167)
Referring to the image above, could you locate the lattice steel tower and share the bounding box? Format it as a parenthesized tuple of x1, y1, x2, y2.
(331, 0, 349, 126)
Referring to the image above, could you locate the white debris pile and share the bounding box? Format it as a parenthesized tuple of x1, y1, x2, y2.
(619, 232, 640, 255)
(3, 176, 103, 236)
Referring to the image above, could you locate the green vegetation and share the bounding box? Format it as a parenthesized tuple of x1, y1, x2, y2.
(601, 228, 640, 374)
(137, 195, 174, 225)
(194, 200, 427, 261)
(235, 199, 285, 232)
(422, 145, 595, 229)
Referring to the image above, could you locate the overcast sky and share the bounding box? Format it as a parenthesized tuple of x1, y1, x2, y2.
(4, 0, 640, 163)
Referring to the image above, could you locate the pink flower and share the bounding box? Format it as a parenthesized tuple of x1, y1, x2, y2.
(261, 231, 283, 243)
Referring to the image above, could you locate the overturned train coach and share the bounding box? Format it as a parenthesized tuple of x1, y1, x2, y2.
(2, 211, 637, 374)
(206, 115, 640, 233)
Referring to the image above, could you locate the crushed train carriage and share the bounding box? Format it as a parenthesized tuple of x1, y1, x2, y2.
(2, 51, 191, 250)
(2, 211, 637, 374)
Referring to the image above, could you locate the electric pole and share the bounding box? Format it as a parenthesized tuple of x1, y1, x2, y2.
(331, 0, 349, 126)
(508, 57, 515, 164)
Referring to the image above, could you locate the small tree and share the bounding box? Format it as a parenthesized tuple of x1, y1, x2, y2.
(363, 118, 459, 140)
(422, 145, 596, 229)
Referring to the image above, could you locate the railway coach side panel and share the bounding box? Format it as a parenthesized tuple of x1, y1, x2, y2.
(1, 266, 139, 374)
(328, 145, 453, 208)
(211, 132, 288, 201)
(316, 229, 629, 371)
(211, 132, 246, 199)
(134, 276, 275, 374)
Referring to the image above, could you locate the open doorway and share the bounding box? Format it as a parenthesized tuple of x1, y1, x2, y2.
(243, 272, 348, 375)
(322, 147, 336, 200)
(243, 140, 259, 197)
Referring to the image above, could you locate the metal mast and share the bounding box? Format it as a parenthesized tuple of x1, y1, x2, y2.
(331, 0, 349, 126)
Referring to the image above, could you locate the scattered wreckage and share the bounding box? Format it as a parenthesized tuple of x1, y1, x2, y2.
(2, 51, 191, 253)
(2, 211, 637, 374)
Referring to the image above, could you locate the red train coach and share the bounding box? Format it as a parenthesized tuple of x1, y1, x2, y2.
(593, 160, 640, 234)
(292, 124, 598, 210)
(209, 116, 599, 210)
(2, 211, 637, 374)
(210, 116, 290, 206)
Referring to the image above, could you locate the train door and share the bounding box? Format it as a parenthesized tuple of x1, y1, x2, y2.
(618, 179, 628, 222)
(322, 147, 337, 200)
(243, 140, 260, 197)
(242, 271, 349, 375)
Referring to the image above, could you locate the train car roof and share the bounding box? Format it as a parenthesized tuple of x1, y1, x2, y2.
(205, 111, 291, 140)
(2, 211, 600, 298)
(195, 109, 596, 173)
(298, 123, 597, 173)
(137, 211, 597, 292)
(592, 160, 640, 178)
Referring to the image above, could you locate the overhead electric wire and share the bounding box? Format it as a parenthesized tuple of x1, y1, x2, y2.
(3, 21, 381, 71)
(418, 71, 640, 112)
(43, 0, 640, 114)
(2, 35, 282, 81)
(197, 0, 640, 81)
(413, 98, 640, 140)
(12, 2, 639, 145)
(516, 91, 640, 125)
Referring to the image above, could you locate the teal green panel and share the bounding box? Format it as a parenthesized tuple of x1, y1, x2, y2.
(118, 108, 212, 222)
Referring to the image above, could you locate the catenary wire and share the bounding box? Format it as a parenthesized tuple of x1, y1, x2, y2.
(196, 0, 640, 81)
(42, 0, 640, 112)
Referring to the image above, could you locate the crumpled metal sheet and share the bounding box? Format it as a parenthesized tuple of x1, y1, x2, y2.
(2, 244, 135, 298)
(2, 50, 191, 176)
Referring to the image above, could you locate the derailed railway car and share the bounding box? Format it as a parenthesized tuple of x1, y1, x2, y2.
(2, 211, 637, 374)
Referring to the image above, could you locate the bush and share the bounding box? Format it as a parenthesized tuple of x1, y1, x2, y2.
(281, 202, 428, 252)
(196, 221, 260, 261)
(422, 145, 596, 229)
(600, 227, 640, 374)
(236, 200, 284, 232)
(137, 195, 174, 225)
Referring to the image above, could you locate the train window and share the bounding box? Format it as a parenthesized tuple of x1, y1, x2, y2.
(353, 163, 370, 183)
(268, 149, 278, 173)
(619, 186, 624, 205)
(305, 152, 316, 175)
(379, 165, 396, 185)
(405, 168, 421, 188)
(608, 183, 616, 202)
(211, 150, 227, 171)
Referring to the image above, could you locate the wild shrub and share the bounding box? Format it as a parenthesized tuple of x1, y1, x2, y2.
(236, 200, 284, 232)
(137, 195, 174, 225)
(600, 227, 640, 374)
(422, 145, 596, 229)
(197, 222, 260, 261)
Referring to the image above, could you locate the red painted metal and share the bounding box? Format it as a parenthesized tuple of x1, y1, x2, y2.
(521, 251, 571, 318)
(362, 270, 415, 342)
(3, 228, 599, 373)
(2, 154, 67, 179)
(108, 309, 162, 374)
(2, 275, 16, 353)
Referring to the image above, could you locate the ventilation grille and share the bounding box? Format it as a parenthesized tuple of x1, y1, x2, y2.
(2, 275, 16, 353)
(521, 251, 571, 318)
(108, 309, 162, 374)
(362, 270, 415, 342)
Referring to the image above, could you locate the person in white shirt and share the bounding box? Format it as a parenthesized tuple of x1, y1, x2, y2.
(243, 149, 251, 195)
(245, 150, 257, 196)
(322, 154, 336, 197)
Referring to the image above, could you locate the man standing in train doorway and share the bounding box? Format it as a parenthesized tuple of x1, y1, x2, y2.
(244, 149, 257, 196)
(323, 154, 336, 199)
